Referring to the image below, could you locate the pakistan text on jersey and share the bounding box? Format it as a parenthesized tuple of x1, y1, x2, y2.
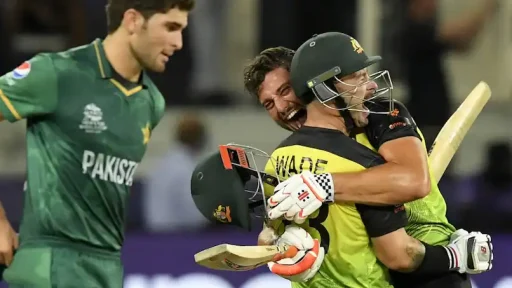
(82, 150, 139, 186)
(275, 155, 328, 177)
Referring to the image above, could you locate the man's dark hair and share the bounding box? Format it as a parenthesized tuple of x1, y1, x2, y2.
(106, 0, 195, 34)
(243, 47, 295, 100)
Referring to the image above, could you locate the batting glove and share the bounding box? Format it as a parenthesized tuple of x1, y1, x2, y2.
(268, 226, 325, 282)
(267, 171, 334, 224)
(445, 229, 493, 274)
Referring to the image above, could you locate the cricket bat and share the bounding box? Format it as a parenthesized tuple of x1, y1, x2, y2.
(428, 81, 492, 183)
(194, 243, 297, 271)
(194, 82, 492, 273)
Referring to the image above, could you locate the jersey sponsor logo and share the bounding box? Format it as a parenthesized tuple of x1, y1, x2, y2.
(82, 150, 138, 186)
(79, 103, 108, 134)
(388, 121, 407, 130)
(12, 61, 31, 79)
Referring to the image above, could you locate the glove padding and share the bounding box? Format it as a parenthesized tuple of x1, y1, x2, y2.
(447, 229, 493, 274)
(267, 171, 334, 224)
(268, 226, 324, 282)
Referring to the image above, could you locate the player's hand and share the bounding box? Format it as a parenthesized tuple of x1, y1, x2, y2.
(257, 225, 279, 246)
(0, 218, 18, 266)
(268, 226, 324, 282)
(447, 229, 493, 274)
(267, 171, 334, 224)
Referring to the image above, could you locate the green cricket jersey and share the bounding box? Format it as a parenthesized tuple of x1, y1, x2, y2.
(360, 99, 456, 246)
(0, 39, 165, 252)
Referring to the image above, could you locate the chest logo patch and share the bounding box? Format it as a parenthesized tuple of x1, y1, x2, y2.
(79, 103, 108, 134)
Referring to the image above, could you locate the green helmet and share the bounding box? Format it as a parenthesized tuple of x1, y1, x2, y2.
(190, 144, 279, 231)
(290, 32, 393, 112)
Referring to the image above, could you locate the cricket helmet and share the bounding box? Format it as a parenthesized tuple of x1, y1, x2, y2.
(290, 32, 394, 116)
(191, 144, 279, 231)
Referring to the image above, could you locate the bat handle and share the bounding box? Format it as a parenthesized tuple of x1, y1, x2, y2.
(272, 245, 299, 262)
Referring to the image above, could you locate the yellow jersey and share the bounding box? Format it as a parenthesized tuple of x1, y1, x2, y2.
(264, 126, 407, 288)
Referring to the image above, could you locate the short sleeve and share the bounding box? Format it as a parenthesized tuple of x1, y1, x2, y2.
(0, 54, 58, 122)
(356, 204, 407, 237)
(151, 92, 166, 129)
(365, 98, 421, 149)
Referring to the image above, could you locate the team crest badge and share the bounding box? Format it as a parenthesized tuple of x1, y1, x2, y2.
(350, 38, 364, 54)
(213, 205, 232, 223)
(79, 103, 108, 134)
(12, 62, 31, 79)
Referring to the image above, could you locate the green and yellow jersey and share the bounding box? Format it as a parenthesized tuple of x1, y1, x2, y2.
(0, 39, 165, 252)
(362, 99, 456, 245)
(264, 126, 407, 288)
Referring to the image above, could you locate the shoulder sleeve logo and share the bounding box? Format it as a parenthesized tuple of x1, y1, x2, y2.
(12, 61, 31, 80)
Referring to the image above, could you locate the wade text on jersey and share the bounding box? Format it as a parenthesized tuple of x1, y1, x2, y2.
(275, 155, 328, 177)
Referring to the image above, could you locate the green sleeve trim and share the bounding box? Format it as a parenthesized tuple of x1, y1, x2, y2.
(0, 89, 22, 122)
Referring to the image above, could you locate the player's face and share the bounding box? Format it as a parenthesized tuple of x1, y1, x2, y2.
(130, 8, 188, 72)
(258, 67, 307, 131)
(333, 69, 378, 127)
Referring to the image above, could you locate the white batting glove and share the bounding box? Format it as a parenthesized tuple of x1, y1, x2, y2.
(267, 171, 334, 224)
(445, 229, 493, 274)
(268, 226, 325, 282)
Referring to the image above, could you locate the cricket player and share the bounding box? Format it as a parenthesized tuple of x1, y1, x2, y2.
(242, 33, 492, 287)
(0, 0, 194, 286)
(190, 144, 491, 287)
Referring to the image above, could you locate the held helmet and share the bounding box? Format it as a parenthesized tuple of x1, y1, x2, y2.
(190, 144, 279, 231)
(290, 32, 394, 120)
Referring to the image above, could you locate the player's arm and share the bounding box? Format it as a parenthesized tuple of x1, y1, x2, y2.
(357, 204, 431, 272)
(330, 100, 430, 205)
(266, 174, 492, 276)
(0, 201, 18, 266)
(0, 55, 58, 122)
(359, 204, 492, 275)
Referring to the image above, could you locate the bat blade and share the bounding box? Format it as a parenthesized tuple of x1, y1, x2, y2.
(194, 243, 295, 271)
(429, 81, 492, 183)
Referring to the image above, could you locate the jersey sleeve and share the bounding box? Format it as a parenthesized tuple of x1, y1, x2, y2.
(364, 98, 421, 149)
(355, 204, 407, 237)
(151, 92, 166, 129)
(0, 54, 58, 122)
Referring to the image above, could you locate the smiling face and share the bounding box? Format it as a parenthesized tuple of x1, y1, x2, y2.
(243, 47, 306, 131)
(258, 68, 307, 131)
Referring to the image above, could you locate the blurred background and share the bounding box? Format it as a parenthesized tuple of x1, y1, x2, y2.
(0, 0, 511, 287)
